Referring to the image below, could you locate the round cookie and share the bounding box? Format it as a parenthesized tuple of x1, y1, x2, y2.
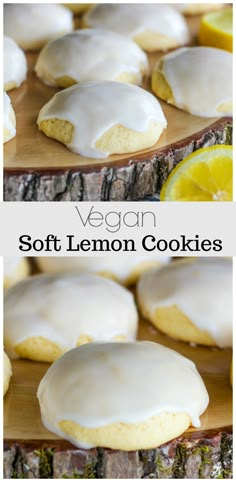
(4, 351, 12, 396)
(83, 4, 190, 52)
(37, 341, 209, 450)
(36, 256, 170, 285)
(35, 29, 148, 88)
(4, 36, 27, 91)
(137, 258, 232, 347)
(37, 81, 167, 158)
(4, 4, 73, 51)
(4, 273, 138, 362)
(152, 47, 232, 117)
(4, 93, 16, 144)
(4, 257, 30, 290)
(174, 3, 224, 16)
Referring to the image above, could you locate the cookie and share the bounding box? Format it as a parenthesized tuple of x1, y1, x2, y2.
(37, 81, 167, 158)
(4, 4, 73, 50)
(83, 4, 190, 52)
(4, 351, 12, 396)
(4, 36, 27, 91)
(152, 47, 232, 117)
(4, 273, 138, 362)
(36, 256, 170, 285)
(37, 341, 209, 450)
(137, 258, 232, 347)
(35, 29, 148, 88)
(4, 257, 30, 290)
(65, 4, 94, 14)
(4, 93, 16, 144)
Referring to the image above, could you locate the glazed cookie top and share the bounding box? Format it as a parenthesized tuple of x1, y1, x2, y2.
(37, 81, 167, 158)
(4, 36, 27, 90)
(36, 255, 170, 280)
(137, 258, 232, 347)
(4, 273, 138, 358)
(37, 341, 209, 442)
(4, 93, 16, 141)
(84, 4, 190, 45)
(159, 47, 232, 117)
(4, 4, 73, 50)
(35, 29, 148, 86)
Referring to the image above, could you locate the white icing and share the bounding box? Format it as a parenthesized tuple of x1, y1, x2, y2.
(36, 256, 170, 281)
(4, 274, 138, 359)
(37, 341, 209, 447)
(85, 4, 190, 46)
(4, 93, 16, 143)
(4, 4, 73, 50)
(161, 47, 232, 117)
(137, 258, 232, 348)
(35, 29, 148, 87)
(4, 36, 27, 90)
(4, 257, 24, 277)
(37, 81, 167, 158)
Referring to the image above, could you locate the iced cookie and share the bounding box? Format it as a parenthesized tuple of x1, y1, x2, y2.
(137, 258, 232, 347)
(4, 93, 16, 144)
(65, 4, 94, 14)
(35, 29, 148, 88)
(4, 257, 30, 290)
(36, 256, 170, 285)
(4, 4, 73, 50)
(4, 273, 138, 363)
(4, 352, 12, 396)
(4, 36, 27, 91)
(37, 341, 209, 450)
(152, 47, 232, 117)
(83, 4, 190, 52)
(37, 81, 167, 158)
(174, 3, 224, 15)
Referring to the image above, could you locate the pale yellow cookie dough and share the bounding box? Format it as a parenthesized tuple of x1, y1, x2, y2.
(174, 3, 224, 16)
(4, 352, 12, 396)
(4, 93, 16, 144)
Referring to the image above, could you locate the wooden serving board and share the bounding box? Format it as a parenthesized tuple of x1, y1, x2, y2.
(3, 17, 232, 201)
(4, 317, 232, 478)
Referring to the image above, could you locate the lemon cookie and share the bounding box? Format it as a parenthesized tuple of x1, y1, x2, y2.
(35, 29, 148, 88)
(4, 352, 12, 396)
(152, 47, 232, 117)
(36, 256, 170, 285)
(4, 36, 27, 91)
(4, 93, 16, 144)
(37, 81, 167, 158)
(4, 257, 30, 290)
(4, 273, 138, 363)
(174, 3, 224, 16)
(37, 341, 209, 450)
(83, 4, 190, 52)
(4, 4, 73, 50)
(137, 258, 232, 347)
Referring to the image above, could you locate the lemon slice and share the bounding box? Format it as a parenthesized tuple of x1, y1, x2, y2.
(198, 8, 232, 52)
(160, 145, 232, 202)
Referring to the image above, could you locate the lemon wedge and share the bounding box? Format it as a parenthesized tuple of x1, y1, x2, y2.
(198, 8, 232, 52)
(160, 145, 232, 202)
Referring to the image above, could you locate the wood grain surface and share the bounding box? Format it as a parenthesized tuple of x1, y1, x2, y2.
(4, 317, 232, 441)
